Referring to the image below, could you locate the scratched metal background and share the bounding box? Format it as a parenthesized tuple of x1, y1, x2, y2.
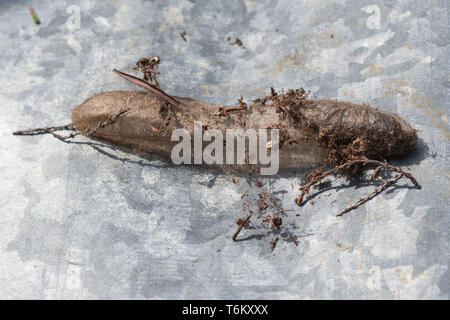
(0, 0, 448, 299)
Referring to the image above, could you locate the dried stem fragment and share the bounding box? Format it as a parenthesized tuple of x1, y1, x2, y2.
(336, 173, 404, 216)
(232, 214, 252, 241)
(295, 158, 420, 216)
(13, 108, 130, 141)
(270, 236, 279, 251)
(13, 123, 76, 141)
(291, 235, 298, 246)
(81, 108, 130, 136)
(179, 31, 187, 42)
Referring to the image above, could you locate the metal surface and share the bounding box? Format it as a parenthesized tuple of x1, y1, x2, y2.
(0, 0, 448, 299)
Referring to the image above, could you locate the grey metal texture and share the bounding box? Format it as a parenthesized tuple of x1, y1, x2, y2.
(0, 0, 448, 299)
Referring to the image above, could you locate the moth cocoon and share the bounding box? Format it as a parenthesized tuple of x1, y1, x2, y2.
(70, 87, 417, 171)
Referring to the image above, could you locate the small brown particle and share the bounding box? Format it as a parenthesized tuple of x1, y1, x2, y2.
(257, 194, 269, 211)
(180, 31, 187, 42)
(235, 38, 245, 49)
(236, 217, 250, 228)
(227, 37, 246, 49)
(291, 235, 298, 246)
(272, 216, 282, 229)
(255, 181, 264, 188)
(270, 237, 279, 251)
(261, 214, 271, 225)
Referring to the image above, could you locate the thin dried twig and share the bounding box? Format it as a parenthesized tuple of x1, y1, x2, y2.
(216, 105, 246, 116)
(272, 209, 294, 215)
(80, 108, 130, 136)
(179, 31, 187, 42)
(13, 108, 130, 141)
(295, 158, 420, 207)
(270, 236, 279, 251)
(232, 213, 253, 241)
(240, 189, 249, 199)
(13, 124, 76, 141)
(291, 235, 298, 246)
(13, 124, 75, 135)
(336, 173, 404, 216)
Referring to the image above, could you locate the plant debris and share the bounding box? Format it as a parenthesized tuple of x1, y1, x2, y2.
(232, 214, 252, 241)
(133, 56, 160, 87)
(255, 181, 264, 188)
(336, 173, 405, 216)
(180, 30, 187, 42)
(231, 182, 298, 250)
(29, 7, 40, 25)
(294, 158, 420, 215)
(271, 216, 282, 229)
(270, 237, 279, 251)
(227, 37, 246, 49)
(257, 194, 269, 211)
(291, 235, 298, 246)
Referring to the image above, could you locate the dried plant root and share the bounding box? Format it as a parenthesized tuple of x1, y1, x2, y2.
(13, 108, 130, 141)
(336, 173, 404, 216)
(295, 158, 420, 216)
(13, 123, 77, 141)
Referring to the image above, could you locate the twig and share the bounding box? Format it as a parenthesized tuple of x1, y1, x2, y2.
(336, 173, 403, 216)
(80, 108, 130, 136)
(272, 209, 295, 215)
(295, 158, 420, 206)
(270, 236, 279, 251)
(13, 124, 75, 135)
(216, 105, 246, 116)
(232, 214, 252, 241)
(13, 108, 130, 141)
(45, 130, 78, 141)
(180, 31, 187, 42)
(13, 124, 76, 141)
(291, 235, 298, 246)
